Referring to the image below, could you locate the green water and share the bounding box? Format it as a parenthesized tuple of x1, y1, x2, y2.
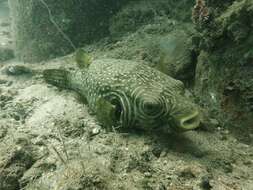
(0, 1, 9, 18)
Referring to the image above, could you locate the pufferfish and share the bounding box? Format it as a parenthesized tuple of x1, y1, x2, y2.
(43, 49, 201, 132)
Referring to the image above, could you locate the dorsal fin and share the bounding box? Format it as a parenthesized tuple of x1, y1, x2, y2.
(75, 48, 92, 69)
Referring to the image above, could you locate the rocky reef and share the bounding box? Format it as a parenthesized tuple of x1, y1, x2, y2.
(193, 0, 253, 141)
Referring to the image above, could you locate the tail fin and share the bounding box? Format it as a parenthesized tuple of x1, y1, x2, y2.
(43, 69, 71, 89)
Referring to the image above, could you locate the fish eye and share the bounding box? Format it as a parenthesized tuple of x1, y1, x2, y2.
(144, 102, 157, 113)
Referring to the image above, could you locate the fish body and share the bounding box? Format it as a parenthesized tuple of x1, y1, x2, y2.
(43, 58, 200, 131)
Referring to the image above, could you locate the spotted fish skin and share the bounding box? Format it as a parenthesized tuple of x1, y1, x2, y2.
(43, 59, 200, 131)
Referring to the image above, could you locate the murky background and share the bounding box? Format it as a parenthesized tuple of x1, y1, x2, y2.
(0, 1, 9, 18)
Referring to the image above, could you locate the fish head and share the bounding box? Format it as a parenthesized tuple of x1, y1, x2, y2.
(100, 85, 200, 132)
(130, 87, 201, 131)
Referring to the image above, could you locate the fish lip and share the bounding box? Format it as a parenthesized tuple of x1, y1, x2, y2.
(170, 109, 201, 131)
(179, 110, 200, 130)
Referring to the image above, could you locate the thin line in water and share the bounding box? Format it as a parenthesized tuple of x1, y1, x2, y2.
(38, 0, 77, 51)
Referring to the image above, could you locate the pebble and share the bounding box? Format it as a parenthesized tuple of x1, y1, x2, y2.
(144, 172, 152, 177)
(91, 127, 100, 136)
(152, 145, 163, 158)
(200, 175, 212, 190)
(221, 130, 229, 135)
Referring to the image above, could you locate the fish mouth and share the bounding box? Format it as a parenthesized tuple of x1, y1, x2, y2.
(172, 109, 200, 131)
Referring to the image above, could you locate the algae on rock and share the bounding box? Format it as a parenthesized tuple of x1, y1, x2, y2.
(193, 0, 253, 141)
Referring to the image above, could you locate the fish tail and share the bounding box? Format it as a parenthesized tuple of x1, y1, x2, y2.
(43, 69, 71, 89)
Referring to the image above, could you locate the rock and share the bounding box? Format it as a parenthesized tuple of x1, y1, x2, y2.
(91, 127, 101, 136)
(200, 175, 212, 190)
(151, 145, 163, 158)
(4, 65, 32, 76)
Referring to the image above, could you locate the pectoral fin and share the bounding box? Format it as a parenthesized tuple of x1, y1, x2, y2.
(95, 97, 120, 129)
